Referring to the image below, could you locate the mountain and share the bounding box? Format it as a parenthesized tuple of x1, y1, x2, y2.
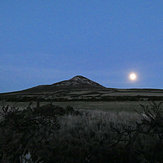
(1, 75, 163, 102)
(53, 75, 105, 89)
(6, 75, 105, 94)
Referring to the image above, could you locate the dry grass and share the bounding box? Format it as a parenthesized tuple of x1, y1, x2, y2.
(0, 101, 162, 162)
(1, 100, 161, 112)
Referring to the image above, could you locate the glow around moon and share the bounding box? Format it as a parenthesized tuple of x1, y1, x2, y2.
(129, 73, 137, 81)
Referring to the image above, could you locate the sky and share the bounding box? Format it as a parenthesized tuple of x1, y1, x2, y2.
(0, 0, 163, 92)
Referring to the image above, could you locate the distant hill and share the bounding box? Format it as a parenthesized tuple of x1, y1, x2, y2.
(52, 75, 105, 89)
(10, 75, 105, 94)
(0, 75, 106, 95)
(0, 75, 163, 101)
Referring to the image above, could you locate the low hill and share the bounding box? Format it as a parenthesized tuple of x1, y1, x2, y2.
(4, 75, 105, 94)
(0, 75, 163, 101)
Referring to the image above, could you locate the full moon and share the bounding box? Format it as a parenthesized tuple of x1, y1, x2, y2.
(129, 73, 137, 81)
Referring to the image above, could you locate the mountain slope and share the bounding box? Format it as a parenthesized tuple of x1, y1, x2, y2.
(1, 75, 163, 101)
(53, 75, 104, 89)
(6, 75, 105, 94)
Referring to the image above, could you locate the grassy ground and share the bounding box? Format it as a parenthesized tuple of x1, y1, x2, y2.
(0, 100, 161, 112)
(53, 101, 148, 112)
(0, 102, 162, 162)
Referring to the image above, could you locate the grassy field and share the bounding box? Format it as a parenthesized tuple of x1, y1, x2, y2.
(0, 100, 161, 112)
(0, 101, 162, 162)
(53, 101, 151, 112)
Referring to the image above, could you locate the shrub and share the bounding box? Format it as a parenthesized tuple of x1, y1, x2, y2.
(0, 102, 162, 162)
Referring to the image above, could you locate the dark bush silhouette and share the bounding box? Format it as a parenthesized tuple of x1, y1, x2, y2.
(0, 102, 162, 162)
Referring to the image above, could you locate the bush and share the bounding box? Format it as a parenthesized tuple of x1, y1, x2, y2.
(0, 102, 162, 162)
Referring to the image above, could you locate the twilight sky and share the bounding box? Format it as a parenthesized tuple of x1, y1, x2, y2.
(0, 0, 163, 92)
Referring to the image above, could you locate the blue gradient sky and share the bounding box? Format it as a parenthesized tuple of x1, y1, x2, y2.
(0, 0, 163, 92)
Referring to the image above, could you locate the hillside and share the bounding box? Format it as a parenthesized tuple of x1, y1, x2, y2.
(6, 75, 105, 94)
(0, 75, 163, 101)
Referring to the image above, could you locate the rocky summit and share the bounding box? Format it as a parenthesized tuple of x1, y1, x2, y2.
(53, 75, 105, 89)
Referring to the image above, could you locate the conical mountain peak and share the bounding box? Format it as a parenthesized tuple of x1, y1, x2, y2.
(70, 75, 91, 82)
(53, 75, 105, 89)
(7, 75, 105, 94)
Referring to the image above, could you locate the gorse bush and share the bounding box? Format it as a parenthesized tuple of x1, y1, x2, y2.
(0, 102, 163, 162)
(0, 105, 59, 162)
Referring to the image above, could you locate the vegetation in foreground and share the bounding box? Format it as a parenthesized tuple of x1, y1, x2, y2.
(0, 102, 163, 163)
